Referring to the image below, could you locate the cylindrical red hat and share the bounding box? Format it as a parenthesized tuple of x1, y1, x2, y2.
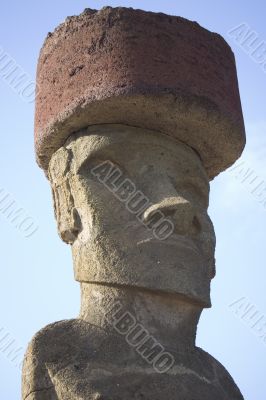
(35, 7, 245, 179)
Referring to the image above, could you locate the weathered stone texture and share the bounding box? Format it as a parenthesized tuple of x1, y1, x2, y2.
(35, 7, 245, 178)
(48, 125, 215, 306)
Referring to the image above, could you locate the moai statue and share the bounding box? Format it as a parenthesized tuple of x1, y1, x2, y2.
(22, 7, 246, 400)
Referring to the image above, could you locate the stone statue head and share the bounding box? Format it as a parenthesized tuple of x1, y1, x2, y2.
(48, 124, 216, 307)
(34, 6, 245, 315)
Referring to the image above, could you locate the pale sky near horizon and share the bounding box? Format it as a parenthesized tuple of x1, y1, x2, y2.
(0, 1, 266, 399)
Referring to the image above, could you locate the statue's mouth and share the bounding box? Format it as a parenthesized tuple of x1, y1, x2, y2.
(136, 234, 202, 256)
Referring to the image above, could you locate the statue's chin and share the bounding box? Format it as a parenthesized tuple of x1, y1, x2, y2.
(72, 238, 211, 307)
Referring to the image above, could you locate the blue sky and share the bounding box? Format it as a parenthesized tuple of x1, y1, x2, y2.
(0, 1, 266, 398)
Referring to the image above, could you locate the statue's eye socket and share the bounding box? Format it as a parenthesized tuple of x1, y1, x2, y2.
(78, 158, 107, 174)
(78, 158, 126, 183)
(167, 175, 209, 209)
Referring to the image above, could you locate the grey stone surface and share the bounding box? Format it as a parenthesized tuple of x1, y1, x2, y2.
(49, 125, 215, 306)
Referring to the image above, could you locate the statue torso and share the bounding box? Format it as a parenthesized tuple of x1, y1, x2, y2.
(23, 319, 243, 400)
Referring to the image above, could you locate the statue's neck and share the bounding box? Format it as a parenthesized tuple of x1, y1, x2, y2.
(79, 283, 202, 353)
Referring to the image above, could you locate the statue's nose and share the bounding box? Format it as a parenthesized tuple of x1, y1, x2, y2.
(142, 196, 201, 236)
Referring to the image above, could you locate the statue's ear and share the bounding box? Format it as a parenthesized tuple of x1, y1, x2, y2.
(48, 147, 82, 245)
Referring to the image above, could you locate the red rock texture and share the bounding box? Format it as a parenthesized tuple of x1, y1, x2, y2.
(35, 6, 245, 178)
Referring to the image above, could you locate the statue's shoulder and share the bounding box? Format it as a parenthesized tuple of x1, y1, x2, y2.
(26, 318, 105, 351)
(24, 319, 85, 360)
(22, 319, 106, 399)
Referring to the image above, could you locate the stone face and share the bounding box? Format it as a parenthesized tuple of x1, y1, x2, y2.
(48, 125, 215, 307)
(23, 6, 245, 400)
(35, 6, 245, 179)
